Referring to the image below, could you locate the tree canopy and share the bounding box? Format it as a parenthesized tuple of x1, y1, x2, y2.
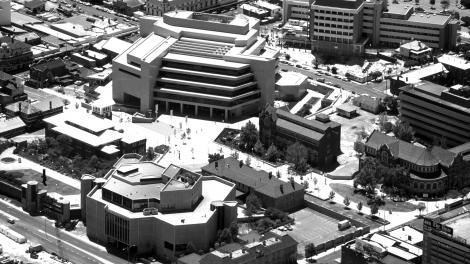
(286, 141, 309, 174)
(393, 120, 415, 142)
(239, 121, 259, 152)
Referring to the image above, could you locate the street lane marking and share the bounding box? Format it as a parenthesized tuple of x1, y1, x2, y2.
(37, 229, 114, 264)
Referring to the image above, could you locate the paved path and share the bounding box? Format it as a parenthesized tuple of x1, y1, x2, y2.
(0, 147, 80, 190)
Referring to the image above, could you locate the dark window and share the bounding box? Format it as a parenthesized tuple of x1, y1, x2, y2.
(164, 241, 174, 250)
(119, 68, 140, 79)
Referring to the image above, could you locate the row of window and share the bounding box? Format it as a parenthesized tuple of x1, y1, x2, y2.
(314, 16, 354, 23)
(313, 23, 354, 30)
(313, 29, 353, 36)
(380, 21, 443, 31)
(380, 34, 440, 45)
(312, 36, 353, 44)
(380, 28, 440, 38)
(313, 9, 354, 16)
(154, 91, 260, 107)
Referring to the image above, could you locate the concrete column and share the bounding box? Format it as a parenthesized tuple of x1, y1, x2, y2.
(209, 107, 213, 119)
(195, 105, 198, 116)
(224, 110, 228, 121)
(180, 103, 183, 114)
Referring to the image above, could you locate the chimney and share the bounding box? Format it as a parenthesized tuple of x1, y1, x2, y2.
(262, 240, 266, 246)
(408, 235, 412, 241)
(291, 179, 295, 189)
(19, 102, 22, 112)
(268, 172, 272, 179)
(280, 184, 284, 194)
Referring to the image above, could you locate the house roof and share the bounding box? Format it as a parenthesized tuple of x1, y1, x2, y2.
(0, 117, 25, 134)
(365, 130, 455, 167)
(201, 157, 303, 199)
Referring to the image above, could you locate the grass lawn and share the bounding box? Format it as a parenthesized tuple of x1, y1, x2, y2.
(330, 183, 418, 213)
(1, 169, 79, 195)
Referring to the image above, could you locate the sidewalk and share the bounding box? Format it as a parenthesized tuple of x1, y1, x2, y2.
(0, 147, 80, 190)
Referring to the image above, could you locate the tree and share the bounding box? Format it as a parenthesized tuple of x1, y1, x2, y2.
(239, 121, 258, 152)
(462, 16, 470, 26)
(331, 66, 338, 74)
(367, 196, 386, 217)
(146, 147, 156, 161)
(343, 196, 351, 208)
(246, 192, 262, 215)
(415, 0, 420, 4)
(253, 139, 265, 156)
(230, 151, 239, 160)
(369, 71, 382, 81)
(329, 191, 335, 201)
(229, 221, 239, 238)
(357, 202, 363, 213)
(441, 0, 449, 9)
(265, 144, 280, 162)
(463, 0, 470, 8)
(217, 228, 233, 244)
(417, 202, 426, 216)
(430, 0, 436, 5)
(354, 157, 380, 195)
(296, 104, 312, 117)
(208, 153, 224, 163)
(285, 54, 291, 61)
(393, 120, 415, 142)
(383, 96, 399, 115)
(370, 204, 379, 217)
(245, 156, 251, 167)
(286, 141, 309, 174)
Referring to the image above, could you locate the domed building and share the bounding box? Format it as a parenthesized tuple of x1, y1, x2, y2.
(361, 130, 468, 196)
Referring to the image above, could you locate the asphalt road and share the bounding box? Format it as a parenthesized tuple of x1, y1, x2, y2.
(0, 200, 129, 264)
(278, 64, 389, 99)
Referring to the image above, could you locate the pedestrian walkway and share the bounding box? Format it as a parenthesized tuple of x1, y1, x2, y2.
(0, 147, 80, 190)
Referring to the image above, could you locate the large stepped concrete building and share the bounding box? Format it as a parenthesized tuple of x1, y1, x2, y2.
(112, 11, 279, 120)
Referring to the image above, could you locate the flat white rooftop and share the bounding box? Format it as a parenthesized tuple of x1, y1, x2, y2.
(93, 177, 234, 225)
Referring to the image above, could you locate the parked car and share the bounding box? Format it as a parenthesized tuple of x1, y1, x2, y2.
(333, 83, 341, 88)
(7, 218, 15, 224)
(317, 78, 325, 83)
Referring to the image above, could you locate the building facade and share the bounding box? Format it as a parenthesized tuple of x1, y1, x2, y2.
(362, 130, 468, 196)
(201, 157, 305, 212)
(0, 71, 26, 106)
(145, 0, 237, 16)
(310, 0, 367, 56)
(178, 232, 298, 264)
(43, 110, 146, 158)
(0, 37, 33, 73)
(4, 96, 64, 129)
(398, 82, 470, 147)
(422, 200, 470, 264)
(83, 154, 237, 260)
(259, 104, 341, 167)
(281, 0, 457, 55)
(112, 11, 278, 120)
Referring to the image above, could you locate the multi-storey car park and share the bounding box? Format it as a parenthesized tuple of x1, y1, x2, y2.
(112, 11, 278, 120)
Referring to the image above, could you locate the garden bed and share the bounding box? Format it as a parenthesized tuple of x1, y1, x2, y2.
(0, 157, 15, 163)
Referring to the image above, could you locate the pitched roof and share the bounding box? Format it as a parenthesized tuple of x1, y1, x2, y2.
(201, 157, 303, 198)
(365, 130, 455, 167)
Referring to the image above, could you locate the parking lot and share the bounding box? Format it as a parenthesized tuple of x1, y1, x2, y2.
(286, 208, 356, 250)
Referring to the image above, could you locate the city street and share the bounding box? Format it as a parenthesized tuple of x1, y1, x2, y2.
(278, 64, 389, 99)
(0, 199, 129, 264)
